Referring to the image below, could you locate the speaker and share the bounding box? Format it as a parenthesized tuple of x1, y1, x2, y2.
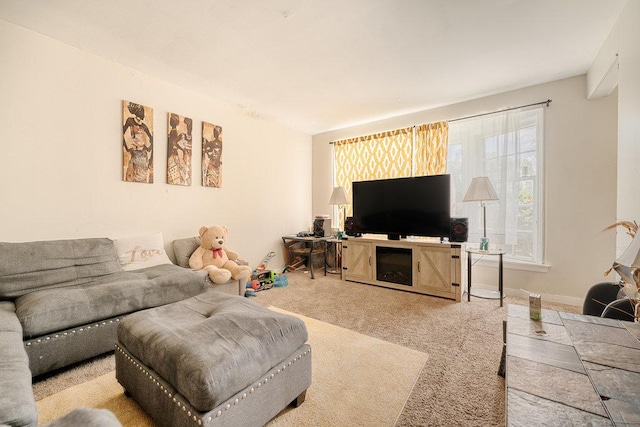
(313, 218, 331, 237)
(344, 217, 361, 237)
(450, 217, 468, 242)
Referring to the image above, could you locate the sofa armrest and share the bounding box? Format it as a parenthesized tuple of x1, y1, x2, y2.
(42, 408, 121, 427)
(192, 269, 244, 297)
(0, 301, 37, 427)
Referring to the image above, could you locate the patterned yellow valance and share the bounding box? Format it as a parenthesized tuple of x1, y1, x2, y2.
(414, 121, 448, 176)
(332, 121, 448, 228)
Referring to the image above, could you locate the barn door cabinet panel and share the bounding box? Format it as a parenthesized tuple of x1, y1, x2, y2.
(342, 240, 373, 282)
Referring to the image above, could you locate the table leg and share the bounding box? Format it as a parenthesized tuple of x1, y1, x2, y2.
(324, 240, 327, 276)
(467, 251, 472, 302)
(281, 237, 291, 274)
(309, 243, 315, 279)
(498, 320, 506, 377)
(499, 253, 503, 307)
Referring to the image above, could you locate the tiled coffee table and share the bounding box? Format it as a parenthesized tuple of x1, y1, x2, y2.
(506, 304, 640, 425)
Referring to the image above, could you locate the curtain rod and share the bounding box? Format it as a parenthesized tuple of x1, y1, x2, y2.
(329, 98, 552, 144)
(448, 99, 552, 123)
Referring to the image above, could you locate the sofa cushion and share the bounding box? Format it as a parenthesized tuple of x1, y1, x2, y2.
(15, 264, 210, 338)
(0, 302, 38, 427)
(117, 291, 308, 412)
(113, 232, 172, 271)
(172, 236, 200, 268)
(0, 238, 121, 299)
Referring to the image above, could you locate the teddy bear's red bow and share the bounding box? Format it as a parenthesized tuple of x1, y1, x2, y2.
(211, 248, 224, 258)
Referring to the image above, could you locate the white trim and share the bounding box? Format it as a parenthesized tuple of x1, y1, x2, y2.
(587, 53, 619, 99)
(504, 287, 582, 306)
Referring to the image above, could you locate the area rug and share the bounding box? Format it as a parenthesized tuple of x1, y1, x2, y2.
(36, 308, 428, 426)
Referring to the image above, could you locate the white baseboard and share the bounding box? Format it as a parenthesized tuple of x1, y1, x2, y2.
(471, 283, 582, 307)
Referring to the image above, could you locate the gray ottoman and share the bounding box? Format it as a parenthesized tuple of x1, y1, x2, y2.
(115, 291, 311, 427)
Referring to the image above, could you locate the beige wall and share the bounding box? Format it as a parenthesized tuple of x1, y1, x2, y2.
(2, 12, 629, 303)
(589, 0, 640, 257)
(0, 20, 312, 270)
(312, 76, 618, 303)
(616, 0, 640, 252)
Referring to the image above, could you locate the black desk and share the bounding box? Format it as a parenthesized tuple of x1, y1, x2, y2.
(282, 235, 330, 279)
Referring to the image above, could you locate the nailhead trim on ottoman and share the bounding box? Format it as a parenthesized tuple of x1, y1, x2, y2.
(115, 342, 312, 426)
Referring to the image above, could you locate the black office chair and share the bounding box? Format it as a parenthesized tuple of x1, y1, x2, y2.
(582, 282, 624, 316)
(601, 298, 636, 321)
(583, 281, 636, 321)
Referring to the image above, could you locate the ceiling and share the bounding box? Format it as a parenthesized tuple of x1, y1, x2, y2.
(0, 0, 626, 135)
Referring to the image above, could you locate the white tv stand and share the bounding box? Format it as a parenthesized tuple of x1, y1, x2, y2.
(342, 235, 462, 301)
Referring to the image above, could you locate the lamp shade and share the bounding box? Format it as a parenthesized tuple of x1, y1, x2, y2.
(329, 186, 349, 205)
(462, 177, 499, 202)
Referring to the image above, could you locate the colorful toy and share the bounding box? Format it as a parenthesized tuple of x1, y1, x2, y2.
(255, 251, 276, 272)
(246, 270, 278, 292)
(273, 275, 288, 287)
(244, 280, 258, 297)
(252, 270, 276, 285)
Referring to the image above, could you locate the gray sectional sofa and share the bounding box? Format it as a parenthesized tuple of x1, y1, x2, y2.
(0, 236, 241, 427)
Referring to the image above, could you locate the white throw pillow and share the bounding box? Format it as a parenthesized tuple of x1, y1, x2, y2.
(114, 232, 172, 271)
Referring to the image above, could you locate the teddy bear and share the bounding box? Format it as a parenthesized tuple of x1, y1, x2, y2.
(188, 225, 252, 284)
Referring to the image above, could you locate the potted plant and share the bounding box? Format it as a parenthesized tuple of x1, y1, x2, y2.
(603, 220, 640, 320)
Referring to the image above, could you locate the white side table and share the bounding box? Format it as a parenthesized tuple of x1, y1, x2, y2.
(466, 248, 505, 307)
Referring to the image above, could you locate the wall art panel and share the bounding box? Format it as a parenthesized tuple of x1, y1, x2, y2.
(202, 121, 223, 188)
(167, 112, 192, 186)
(122, 100, 154, 183)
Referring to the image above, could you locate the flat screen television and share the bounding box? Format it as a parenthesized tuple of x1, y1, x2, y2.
(352, 174, 451, 240)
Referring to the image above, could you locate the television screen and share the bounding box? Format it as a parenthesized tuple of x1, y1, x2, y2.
(352, 174, 451, 240)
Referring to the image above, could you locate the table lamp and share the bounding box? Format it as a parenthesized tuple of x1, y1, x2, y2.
(463, 176, 499, 251)
(329, 186, 349, 239)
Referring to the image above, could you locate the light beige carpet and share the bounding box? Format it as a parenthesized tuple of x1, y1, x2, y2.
(37, 308, 428, 426)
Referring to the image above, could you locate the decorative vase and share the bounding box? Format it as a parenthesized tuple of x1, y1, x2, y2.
(480, 237, 489, 251)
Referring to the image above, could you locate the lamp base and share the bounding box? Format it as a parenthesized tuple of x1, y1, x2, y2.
(480, 237, 489, 251)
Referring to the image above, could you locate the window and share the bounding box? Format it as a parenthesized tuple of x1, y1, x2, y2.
(447, 107, 544, 264)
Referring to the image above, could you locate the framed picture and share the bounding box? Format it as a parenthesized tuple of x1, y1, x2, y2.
(202, 121, 223, 188)
(122, 100, 154, 183)
(167, 113, 193, 186)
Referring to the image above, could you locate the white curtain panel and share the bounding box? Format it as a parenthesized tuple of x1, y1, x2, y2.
(447, 107, 543, 263)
